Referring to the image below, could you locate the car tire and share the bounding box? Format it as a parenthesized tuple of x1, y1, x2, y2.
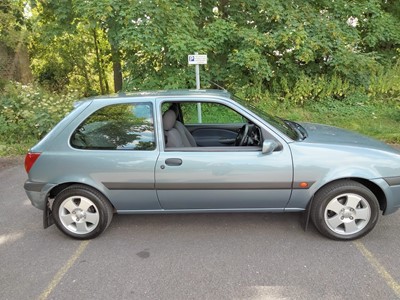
(310, 180, 380, 241)
(52, 184, 113, 239)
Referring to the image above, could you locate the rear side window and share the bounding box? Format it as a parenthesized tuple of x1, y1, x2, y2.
(71, 103, 156, 150)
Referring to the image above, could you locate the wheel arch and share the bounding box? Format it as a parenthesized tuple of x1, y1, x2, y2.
(48, 182, 115, 211)
(314, 177, 386, 212)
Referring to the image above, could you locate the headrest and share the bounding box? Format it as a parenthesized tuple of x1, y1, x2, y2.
(163, 110, 177, 131)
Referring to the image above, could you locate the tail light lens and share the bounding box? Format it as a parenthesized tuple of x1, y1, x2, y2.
(25, 152, 41, 173)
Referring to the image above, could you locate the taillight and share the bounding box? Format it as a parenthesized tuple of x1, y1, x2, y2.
(25, 152, 41, 173)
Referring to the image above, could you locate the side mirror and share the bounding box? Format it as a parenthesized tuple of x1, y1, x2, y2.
(262, 140, 279, 155)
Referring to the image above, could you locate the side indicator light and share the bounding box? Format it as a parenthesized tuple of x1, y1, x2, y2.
(299, 182, 309, 188)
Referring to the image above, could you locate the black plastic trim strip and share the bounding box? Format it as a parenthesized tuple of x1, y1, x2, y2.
(103, 181, 315, 190)
(384, 176, 400, 186)
(103, 182, 154, 190)
(24, 181, 46, 192)
(156, 182, 292, 190)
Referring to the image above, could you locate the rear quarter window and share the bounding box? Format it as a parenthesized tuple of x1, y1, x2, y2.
(70, 103, 156, 150)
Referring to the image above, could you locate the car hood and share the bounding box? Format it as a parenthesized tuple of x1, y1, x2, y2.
(298, 122, 399, 154)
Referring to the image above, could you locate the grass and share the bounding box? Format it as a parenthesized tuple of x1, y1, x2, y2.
(267, 97, 400, 144)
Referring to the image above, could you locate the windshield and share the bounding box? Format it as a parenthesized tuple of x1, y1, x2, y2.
(232, 95, 299, 140)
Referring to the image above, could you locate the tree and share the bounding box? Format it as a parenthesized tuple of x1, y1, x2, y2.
(0, 0, 32, 83)
(29, 0, 112, 94)
(25, 0, 400, 102)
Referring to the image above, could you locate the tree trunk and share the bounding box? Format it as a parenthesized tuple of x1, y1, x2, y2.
(93, 29, 105, 94)
(104, 7, 123, 93)
(219, 0, 229, 19)
(103, 69, 110, 94)
(81, 63, 92, 96)
(110, 43, 122, 93)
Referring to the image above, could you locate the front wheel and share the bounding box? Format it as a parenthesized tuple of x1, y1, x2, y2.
(52, 185, 114, 239)
(311, 180, 380, 240)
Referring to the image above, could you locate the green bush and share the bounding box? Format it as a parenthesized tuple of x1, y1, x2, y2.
(0, 81, 79, 153)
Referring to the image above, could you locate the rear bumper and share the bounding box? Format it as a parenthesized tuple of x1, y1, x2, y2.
(24, 180, 56, 210)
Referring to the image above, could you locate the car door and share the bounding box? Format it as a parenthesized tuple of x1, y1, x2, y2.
(155, 147, 293, 210)
(155, 100, 293, 211)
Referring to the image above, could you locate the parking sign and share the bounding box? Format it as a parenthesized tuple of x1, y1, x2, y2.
(188, 54, 207, 65)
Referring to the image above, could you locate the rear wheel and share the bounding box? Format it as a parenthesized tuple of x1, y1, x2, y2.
(52, 185, 113, 239)
(311, 180, 380, 240)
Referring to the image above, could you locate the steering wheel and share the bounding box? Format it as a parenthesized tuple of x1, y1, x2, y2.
(235, 124, 249, 146)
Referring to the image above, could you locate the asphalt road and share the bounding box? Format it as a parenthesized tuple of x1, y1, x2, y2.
(1, 164, 400, 300)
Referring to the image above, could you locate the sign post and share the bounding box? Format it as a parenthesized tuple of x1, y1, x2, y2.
(188, 53, 207, 123)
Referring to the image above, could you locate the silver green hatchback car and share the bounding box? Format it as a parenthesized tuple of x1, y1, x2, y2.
(24, 89, 400, 240)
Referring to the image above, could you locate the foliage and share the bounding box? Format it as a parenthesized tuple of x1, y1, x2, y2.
(180, 102, 245, 124)
(0, 81, 78, 150)
(26, 0, 400, 104)
(29, 1, 113, 95)
(117, 0, 400, 104)
(0, 0, 26, 50)
(368, 60, 400, 98)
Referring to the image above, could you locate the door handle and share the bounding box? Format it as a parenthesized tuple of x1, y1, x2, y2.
(165, 158, 183, 166)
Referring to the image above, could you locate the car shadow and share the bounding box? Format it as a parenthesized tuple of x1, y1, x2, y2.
(107, 212, 321, 240)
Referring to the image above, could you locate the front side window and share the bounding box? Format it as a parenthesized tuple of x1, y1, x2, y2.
(161, 101, 263, 148)
(71, 103, 156, 150)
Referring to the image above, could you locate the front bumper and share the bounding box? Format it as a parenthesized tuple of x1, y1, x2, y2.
(373, 177, 400, 215)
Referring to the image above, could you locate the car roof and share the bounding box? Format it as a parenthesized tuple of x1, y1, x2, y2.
(73, 89, 232, 107)
(119, 89, 231, 98)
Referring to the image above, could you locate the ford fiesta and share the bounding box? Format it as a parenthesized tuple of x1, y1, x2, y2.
(24, 89, 400, 240)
